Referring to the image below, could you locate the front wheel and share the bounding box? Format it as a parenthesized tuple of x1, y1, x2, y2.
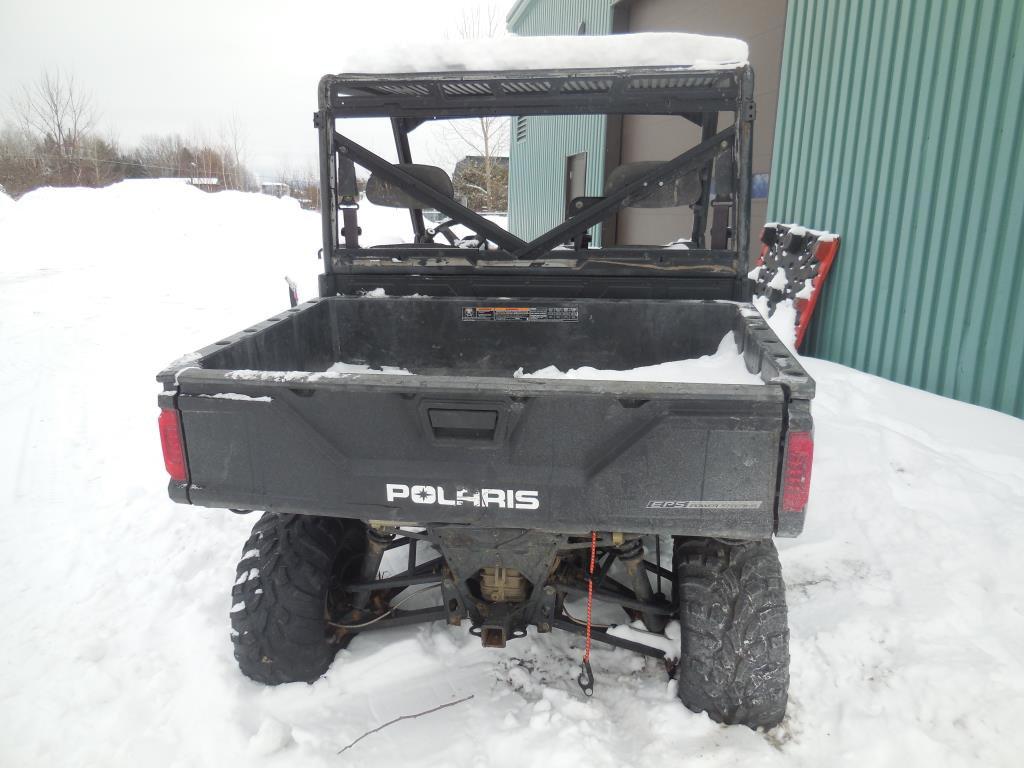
(230, 513, 367, 685)
(673, 537, 790, 729)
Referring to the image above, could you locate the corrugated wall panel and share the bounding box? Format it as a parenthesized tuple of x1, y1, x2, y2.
(507, 0, 613, 242)
(770, 0, 1024, 418)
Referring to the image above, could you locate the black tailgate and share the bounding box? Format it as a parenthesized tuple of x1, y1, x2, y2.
(174, 372, 784, 538)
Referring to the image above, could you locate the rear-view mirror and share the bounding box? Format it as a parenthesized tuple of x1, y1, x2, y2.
(365, 164, 454, 209)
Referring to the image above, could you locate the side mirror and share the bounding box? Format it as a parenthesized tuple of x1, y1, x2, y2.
(365, 164, 454, 208)
(604, 162, 702, 209)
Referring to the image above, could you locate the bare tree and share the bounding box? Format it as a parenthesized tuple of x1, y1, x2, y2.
(12, 69, 96, 185)
(2, 71, 258, 196)
(271, 164, 322, 209)
(0, 122, 43, 197)
(449, 119, 509, 210)
(135, 133, 198, 177)
(80, 134, 121, 187)
(453, 3, 503, 39)
(442, 4, 510, 211)
(220, 114, 251, 190)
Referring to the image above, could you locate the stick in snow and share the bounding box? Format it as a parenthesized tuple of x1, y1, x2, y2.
(336, 694, 475, 756)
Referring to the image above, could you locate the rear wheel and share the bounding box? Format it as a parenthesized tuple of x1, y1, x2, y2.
(673, 537, 790, 729)
(230, 512, 367, 685)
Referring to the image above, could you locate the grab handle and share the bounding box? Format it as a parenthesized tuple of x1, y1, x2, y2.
(428, 408, 498, 440)
(419, 400, 508, 445)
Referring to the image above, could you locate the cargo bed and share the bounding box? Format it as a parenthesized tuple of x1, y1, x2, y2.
(158, 297, 814, 538)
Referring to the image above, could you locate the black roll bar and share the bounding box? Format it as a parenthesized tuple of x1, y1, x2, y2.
(315, 64, 755, 294)
(511, 126, 735, 260)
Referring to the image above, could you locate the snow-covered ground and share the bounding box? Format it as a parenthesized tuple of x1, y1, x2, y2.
(1, 182, 1023, 767)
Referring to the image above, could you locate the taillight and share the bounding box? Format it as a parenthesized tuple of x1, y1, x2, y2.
(158, 408, 188, 483)
(781, 431, 813, 513)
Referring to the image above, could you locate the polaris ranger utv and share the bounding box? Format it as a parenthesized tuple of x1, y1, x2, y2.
(156, 52, 813, 730)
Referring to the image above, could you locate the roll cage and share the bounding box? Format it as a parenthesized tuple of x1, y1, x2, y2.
(315, 64, 755, 301)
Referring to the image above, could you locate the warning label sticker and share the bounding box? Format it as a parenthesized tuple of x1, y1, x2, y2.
(462, 306, 579, 323)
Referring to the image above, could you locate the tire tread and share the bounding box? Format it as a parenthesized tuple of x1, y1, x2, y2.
(673, 537, 790, 729)
(230, 513, 362, 685)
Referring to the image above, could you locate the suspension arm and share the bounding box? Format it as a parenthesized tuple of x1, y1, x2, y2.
(551, 618, 666, 659)
(345, 606, 449, 633)
(557, 583, 674, 616)
(345, 556, 446, 591)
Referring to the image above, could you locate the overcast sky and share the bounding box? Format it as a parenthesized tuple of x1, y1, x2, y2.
(0, 0, 516, 178)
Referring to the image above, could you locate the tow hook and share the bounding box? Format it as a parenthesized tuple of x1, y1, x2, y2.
(577, 659, 595, 697)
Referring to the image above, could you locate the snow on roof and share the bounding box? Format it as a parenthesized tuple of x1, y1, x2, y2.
(335, 33, 748, 75)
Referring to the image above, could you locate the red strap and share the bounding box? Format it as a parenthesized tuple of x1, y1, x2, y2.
(576, 531, 598, 696)
(583, 530, 597, 663)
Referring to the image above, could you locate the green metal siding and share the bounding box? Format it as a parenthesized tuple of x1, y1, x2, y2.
(770, 0, 1024, 418)
(507, 0, 614, 242)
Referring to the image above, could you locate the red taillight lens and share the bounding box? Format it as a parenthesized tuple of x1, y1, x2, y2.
(781, 431, 813, 513)
(158, 409, 188, 483)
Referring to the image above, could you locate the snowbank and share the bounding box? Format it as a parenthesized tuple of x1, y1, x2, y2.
(1, 183, 1023, 766)
(334, 32, 748, 74)
(0, 189, 14, 227)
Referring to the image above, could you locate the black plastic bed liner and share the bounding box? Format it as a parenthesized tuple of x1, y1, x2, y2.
(158, 297, 812, 537)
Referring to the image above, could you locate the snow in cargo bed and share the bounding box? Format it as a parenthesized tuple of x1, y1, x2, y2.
(186, 291, 778, 388)
(224, 330, 763, 386)
(1, 181, 1023, 767)
(512, 334, 762, 385)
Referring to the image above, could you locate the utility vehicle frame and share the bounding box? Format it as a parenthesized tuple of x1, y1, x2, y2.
(157, 58, 811, 731)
